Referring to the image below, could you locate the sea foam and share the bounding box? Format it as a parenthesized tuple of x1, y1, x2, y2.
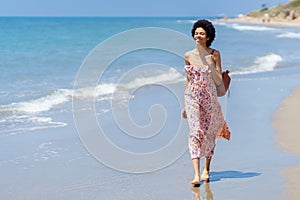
(0, 68, 184, 116)
(277, 32, 300, 39)
(225, 23, 276, 31)
(231, 53, 283, 75)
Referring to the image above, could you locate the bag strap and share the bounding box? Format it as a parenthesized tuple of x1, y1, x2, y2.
(211, 49, 216, 55)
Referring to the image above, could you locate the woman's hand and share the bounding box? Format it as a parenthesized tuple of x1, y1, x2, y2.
(182, 109, 187, 119)
(211, 49, 220, 63)
(211, 49, 223, 75)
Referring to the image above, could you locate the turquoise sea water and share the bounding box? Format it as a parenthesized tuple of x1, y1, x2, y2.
(1, 17, 300, 199)
(1, 17, 300, 134)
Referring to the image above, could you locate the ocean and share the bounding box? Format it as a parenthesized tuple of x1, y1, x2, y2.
(1, 17, 300, 199)
(1, 17, 300, 135)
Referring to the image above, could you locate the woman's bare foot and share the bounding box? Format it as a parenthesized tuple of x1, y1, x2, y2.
(191, 175, 200, 185)
(200, 170, 210, 181)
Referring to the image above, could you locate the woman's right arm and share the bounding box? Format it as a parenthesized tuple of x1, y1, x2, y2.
(182, 76, 187, 119)
(182, 57, 190, 119)
(184, 52, 191, 82)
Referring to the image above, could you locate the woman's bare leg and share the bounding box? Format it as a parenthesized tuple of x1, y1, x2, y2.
(201, 157, 211, 181)
(204, 157, 211, 171)
(191, 158, 200, 184)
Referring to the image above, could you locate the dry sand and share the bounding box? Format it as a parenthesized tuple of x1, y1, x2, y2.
(220, 16, 300, 28)
(273, 87, 300, 200)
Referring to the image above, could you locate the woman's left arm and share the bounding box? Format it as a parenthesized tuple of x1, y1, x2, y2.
(212, 50, 223, 76)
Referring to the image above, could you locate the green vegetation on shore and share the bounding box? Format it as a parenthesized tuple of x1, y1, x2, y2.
(247, 0, 300, 20)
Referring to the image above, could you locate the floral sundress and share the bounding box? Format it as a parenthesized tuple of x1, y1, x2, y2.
(184, 65, 230, 159)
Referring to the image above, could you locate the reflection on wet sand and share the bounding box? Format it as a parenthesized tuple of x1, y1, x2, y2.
(190, 170, 260, 199)
(191, 181, 213, 200)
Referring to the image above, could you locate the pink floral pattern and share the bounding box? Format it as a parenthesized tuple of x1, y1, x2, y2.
(184, 65, 230, 159)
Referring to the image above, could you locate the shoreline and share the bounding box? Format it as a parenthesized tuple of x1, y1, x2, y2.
(2, 17, 300, 199)
(219, 16, 300, 28)
(273, 86, 300, 200)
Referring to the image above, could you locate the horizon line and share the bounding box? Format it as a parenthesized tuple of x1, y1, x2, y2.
(0, 15, 233, 18)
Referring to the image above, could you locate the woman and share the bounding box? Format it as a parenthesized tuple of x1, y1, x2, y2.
(182, 19, 230, 185)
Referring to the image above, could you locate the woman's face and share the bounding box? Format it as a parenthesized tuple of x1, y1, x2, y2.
(194, 27, 209, 47)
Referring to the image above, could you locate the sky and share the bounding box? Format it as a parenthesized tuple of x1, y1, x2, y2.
(0, 0, 288, 17)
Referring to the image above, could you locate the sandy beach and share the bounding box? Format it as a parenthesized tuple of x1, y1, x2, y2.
(220, 16, 300, 28)
(220, 15, 300, 199)
(229, 15, 300, 199)
(273, 87, 300, 200)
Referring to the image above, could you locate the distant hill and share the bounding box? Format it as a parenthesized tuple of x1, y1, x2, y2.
(247, 0, 300, 21)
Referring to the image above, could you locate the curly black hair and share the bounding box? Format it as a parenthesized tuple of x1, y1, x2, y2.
(191, 19, 216, 47)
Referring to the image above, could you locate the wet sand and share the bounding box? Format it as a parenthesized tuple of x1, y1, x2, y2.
(273, 87, 300, 200)
(219, 15, 300, 199)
